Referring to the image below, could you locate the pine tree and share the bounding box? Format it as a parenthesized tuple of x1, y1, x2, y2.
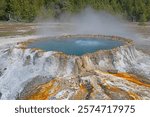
(0, 0, 150, 22)
(0, 0, 7, 20)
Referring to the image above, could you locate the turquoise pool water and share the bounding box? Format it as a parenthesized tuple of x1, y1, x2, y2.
(28, 38, 123, 55)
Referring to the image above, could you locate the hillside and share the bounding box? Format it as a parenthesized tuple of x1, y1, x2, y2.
(0, 0, 150, 22)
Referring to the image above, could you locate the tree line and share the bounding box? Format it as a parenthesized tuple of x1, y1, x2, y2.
(0, 0, 150, 22)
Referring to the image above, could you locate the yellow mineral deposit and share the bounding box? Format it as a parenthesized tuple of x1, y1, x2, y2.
(71, 84, 88, 100)
(113, 73, 150, 88)
(26, 79, 61, 100)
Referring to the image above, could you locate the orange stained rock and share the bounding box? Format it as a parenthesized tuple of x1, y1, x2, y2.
(18, 39, 35, 49)
(127, 91, 141, 100)
(26, 79, 60, 100)
(31, 48, 43, 52)
(113, 73, 150, 88)
(106, 85, 122, 92)
(104, 85, 141, 100)
(72, 84, 88, 100)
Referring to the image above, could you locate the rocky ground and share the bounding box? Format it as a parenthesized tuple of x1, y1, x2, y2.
(0, 22, 150, 100)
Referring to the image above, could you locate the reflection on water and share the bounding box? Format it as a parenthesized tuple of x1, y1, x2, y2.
(28, 38, 123, 55)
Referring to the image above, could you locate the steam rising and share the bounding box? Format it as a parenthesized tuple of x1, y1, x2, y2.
(75, 40, 101, 46)
(36, 7, 137, 39)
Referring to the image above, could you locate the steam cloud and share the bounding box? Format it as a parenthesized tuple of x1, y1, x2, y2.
(36, 7, 138, 40)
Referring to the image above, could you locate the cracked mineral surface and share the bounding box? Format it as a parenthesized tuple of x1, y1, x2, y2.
(0, 35, 149, 100)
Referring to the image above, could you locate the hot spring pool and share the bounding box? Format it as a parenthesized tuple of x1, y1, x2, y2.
(28, 37, 123, 55)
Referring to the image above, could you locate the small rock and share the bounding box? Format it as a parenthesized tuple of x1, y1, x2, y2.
(0, 71, 2, 76)
(0, 92, 2, 99)
(107, 70, 118, 74)
(4, 68, 7, 71)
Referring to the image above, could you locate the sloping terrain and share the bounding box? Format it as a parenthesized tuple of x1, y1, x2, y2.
(0, 35, 149, 100)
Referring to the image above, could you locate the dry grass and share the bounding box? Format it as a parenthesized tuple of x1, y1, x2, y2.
(0, 22, 36, 37)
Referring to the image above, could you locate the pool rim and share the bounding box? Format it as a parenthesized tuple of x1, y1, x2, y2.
(16, 34, 134, 57)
